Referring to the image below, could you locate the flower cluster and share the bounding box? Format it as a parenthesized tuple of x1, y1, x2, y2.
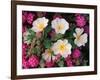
(22, 12, 89, 68)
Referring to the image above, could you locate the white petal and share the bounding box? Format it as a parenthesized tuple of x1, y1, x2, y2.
(79, 33, 88, 45)
(67, 43, 72, 50)
(74, 39, 82, 47)
(63, 39, 68, 44)
(32, 17, 48, 32)
(73, 33, 76, 37)
(75, 28, 84, 35)
(62, 52, 68, 58)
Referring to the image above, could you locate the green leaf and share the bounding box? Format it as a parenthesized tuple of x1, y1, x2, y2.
(44, 26, 52, 33)
(60, 57, 65, 61)
(32, 46, 41, 56)
(26, 29, 36, 43)
(43, 26, 52, 38)
(75, 59, 80, 66)
(39, 59, 45, 68)
(52, 33, 63, 41)
(57, 60, 64, 67)
(36, 40, 41, 45)
(68, 39, 77, 49)
(83, 60, 88, 66)
(27, 35, 33, 41)
(28, 29, 35, 37)
(43, 39, 52, 49)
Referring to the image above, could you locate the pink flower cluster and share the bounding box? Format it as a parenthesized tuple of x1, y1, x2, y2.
(65, 48, 81, 67)
(22, 55, 39, 69)
(28, 55, 39, 68)
(45, 61, 54, 68)
(75, 14, 86, 27)
(22, 44, 39, 69)
(22, 12, 35, 24)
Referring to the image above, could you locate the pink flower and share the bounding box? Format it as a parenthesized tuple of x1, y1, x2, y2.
(27, 13, 35, 24)
(28, 55, 39, 68)
(22, 57, 29, 69)
(22, 11, 35, 24)
(45, 61, 54, 68)
(84, 26, 89, 35)
(22, 12, 27, 24)
(49, 30, 56, 38)
(65, 55, 73, 67)
(53, 54, 61, 62)
(72, 48, 81, 59)
(36, 32, 42, 39)
(22, 43, 29, 56)
(53, 13, 62, 19)
(75, 14, 86, 27)
(22, 26, 27, 34)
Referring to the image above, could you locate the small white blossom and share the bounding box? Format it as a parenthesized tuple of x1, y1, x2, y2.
(32, 17, 49, 32)
(52, 39, 72, 58)
(51, 18, 69, 34)
(73, 28, 88, 47)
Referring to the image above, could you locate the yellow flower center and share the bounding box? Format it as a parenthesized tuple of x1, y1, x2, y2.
(57, 24, 64, 31)
(59, 43, 67, 53)
(76, 34, 81, 40)
(47, 49, 52, 56)
(37, 23, 45, 31)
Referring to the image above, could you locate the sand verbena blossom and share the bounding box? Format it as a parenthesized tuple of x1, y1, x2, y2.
(32, 17, 49, 32)
(73, 28, 88, 47)
(52, 39, 72, 58)
(51, 18, 69, 34)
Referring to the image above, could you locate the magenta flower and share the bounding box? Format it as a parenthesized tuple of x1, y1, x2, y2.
(36, 32, 42, 39)
(75, 14, 86, 27)
(22, 12, 28, 24)
(45, 61, 54, 68)
(65, 55, 73, 67)
(53, 14, 62, 19)
(49, 30, 56, 38)
(72, 48, 81, 59)
(53, 54, 61, 62)
(84, 26, 89, 35)
(22, 26, 27, 34)
(22, 12, 35, 24)
(28, 55, 39, 68)
(22, 57, 29, 69)
(22, 43, 28, 56)
(27, 13, 35, 24)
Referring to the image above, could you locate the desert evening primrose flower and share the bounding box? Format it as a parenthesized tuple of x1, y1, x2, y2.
(32, 17, 49, 32)
(52, 39, 72, 58)
(73, 28, 88, 47)
(51, 18, 69, 34)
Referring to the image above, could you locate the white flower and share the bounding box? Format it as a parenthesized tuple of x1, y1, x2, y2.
(52, 39, 72, 58)
(51, 18, 69, 34)
(73, 28, 88, 47)
(42, 49, 55, 62)
(23, 31, 31, 44)
(32, 17, 49, 32)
